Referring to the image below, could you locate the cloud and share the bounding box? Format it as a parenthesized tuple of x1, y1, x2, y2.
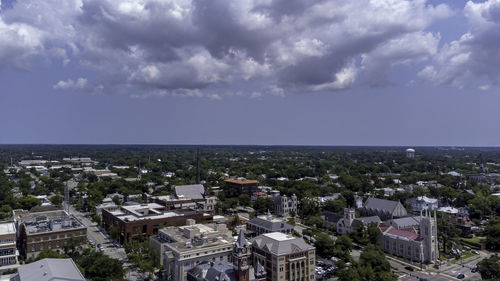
(0, 0, 452, 97)
(53, 78, 88, 90)
(419, 0, 500, 88)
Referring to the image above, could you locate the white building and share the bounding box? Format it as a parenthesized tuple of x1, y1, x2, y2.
(272, 193, 297, 217)
(407, 196, 439, 212)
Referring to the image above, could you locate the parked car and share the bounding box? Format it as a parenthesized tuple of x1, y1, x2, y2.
(457, 273, 465, 279)
(471, 267, 477, 273)
(405, 266, 414, 271)
(471, 250, 480, 255)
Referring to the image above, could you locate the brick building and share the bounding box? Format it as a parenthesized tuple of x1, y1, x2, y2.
(102, 203, 213, 243)
(14, 210, 87, 259)
(224, 179, 259, 196)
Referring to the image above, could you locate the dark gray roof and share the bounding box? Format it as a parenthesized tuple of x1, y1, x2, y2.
(252, 232, 314, 255)
(322, 211, 343, 223)
(187, 261, 236, 281)
(390, 216, 421, 228)
(174, 184, 205, 200)
(364, 197, 400, 213)
(236, 229, 248, 248)
(352, 216, 381, 227)
(16, 258, 85, 281)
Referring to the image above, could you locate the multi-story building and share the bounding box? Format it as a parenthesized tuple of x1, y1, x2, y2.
(246, 212, 294, 237)
(150, 184, 216, 213)
(0, 222, 18, 271)
(224, 179, 259, 196)
(273, 193, 298, 217)
(13, 210, 87, 259)
(103, 203, 213, 243)
(379, 211, 438, 264)
(252, 232, 316, 281)
(149, 219, 235, 281)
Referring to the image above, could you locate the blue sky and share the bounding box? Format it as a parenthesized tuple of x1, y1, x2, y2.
(1, 0, 500, 146)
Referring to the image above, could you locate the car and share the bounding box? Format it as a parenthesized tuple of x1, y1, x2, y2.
(419, 278, 429, 281)
(471, 267, 477, 273)
(404, 266, 414, 271)
(457, 273, 465, 279)
(472, 250, 480, 255)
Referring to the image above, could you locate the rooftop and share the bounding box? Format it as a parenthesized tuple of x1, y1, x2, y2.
(174, 184, 205, 200)
(224, 179, 258, 184)
(0, 222, 16, 235)
(16, 258, 85, 281)
(253, 232, 314, 255)
(14, 210, 85, 235)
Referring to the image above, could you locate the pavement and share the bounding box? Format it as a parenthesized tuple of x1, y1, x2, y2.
(69, 205, 142, 281)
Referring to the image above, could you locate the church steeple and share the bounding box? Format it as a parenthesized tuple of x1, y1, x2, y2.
(233, 230, 250, 281)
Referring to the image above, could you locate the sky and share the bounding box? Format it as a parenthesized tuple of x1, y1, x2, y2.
(1, 0, 500, 146)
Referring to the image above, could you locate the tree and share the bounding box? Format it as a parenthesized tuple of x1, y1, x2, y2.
(323, 199, 345, 213)
(477, 254, 500, 281)
(483, 217, 500, 251)
(314, 233, 335, 257)
(238, 194, 251, 207)
(437, 213, 461, 254)
(25, 250, 69, 264)
(333, 235, 353, 262)
(306, 215, 324, 228)
(50, 194, 63, 207)
(299, 197, 320, 219)
(350, 224, 368, 245)
(112, 195, 121, 205)
(252, 197, 273, 214)
(367, 223, 381, 245)
(17, 196, 41, 210)
(359, 244, 396, 281)
(108, 225, 121, 242)
(78, 249, 125, 281)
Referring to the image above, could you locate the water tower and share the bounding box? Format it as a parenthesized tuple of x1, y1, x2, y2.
(406, 148, 415, 159)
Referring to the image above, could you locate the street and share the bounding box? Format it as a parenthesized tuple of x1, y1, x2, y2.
(69, 205, 142, 281)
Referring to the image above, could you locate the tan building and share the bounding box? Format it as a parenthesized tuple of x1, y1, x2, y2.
(0, 222, 18, 271)
(150, 219, 235, 281)
(14, 210, 87, 259)
(252, 232, 316, 281)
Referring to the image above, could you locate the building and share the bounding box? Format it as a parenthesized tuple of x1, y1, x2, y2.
(379, 211, 438, 264)
(224, 179, 259, 196)
(361, 197, 407, 220)
(322, 211, 343, 229)
(336, 208, 381, 235)
(151, 184, 216, 213)
(406, 148, 415, 159)
(272, 193, 297, 217)
(10, 258, 85, 281)
(95, 198, 118, 217)
(13, 210, 86, 259)
(150, 219, 235, 281)
(252, 232, 316, 281)
(102, 203, 212, 243)
(0, 222, 18, 271)
(407, 196, 439, 212)
(246, 212, 294, 237)
(186, 231, 266, 281)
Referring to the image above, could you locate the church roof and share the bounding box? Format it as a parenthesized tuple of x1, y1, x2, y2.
(237, 229, 248, 247)
(364, 197, 401, 213)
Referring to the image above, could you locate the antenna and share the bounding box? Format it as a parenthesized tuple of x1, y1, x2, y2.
(64, 184, 70, 214)
(196, 149, 200, 184)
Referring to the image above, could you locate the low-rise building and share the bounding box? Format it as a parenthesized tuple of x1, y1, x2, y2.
(0, 222, 18, 271)
(102, 203, 212, 243)
(336, 208, 381, 235)
(246, 213, 293, 237)
(150, 219, 235, 281)
(13, 210, 86, 259)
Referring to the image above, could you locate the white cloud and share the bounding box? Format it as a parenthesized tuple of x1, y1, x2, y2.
(420, 0, 500, 88)
(53, 78, 88, 90)
(0, 0, 454, 98)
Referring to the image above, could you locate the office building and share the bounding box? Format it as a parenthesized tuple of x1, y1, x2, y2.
(0, 222, 18, 271)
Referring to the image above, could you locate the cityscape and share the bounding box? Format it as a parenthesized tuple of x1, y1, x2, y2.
(1, 0, 500, 281)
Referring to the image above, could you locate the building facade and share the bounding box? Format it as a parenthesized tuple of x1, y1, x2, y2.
(379, 211, 438, 264)
(0, 222, 18, 270)
(102, 203, 212, 243)
(246, 213, 294, 237)
(273, 194, 298, 217)
(224, 179, 259, 196)
(336, 208, 381, 235)
(252, 232, 316, 281)
(14, 210, 87, 259)
(149, 219, 235, 281)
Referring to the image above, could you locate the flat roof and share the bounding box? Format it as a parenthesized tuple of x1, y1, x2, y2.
(0, 222, 16, 235)
(225, 179, 258, 184)
(262, 232, 294, 241)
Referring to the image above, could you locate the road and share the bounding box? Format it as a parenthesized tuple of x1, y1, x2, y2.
(69, 205, 142, 281)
